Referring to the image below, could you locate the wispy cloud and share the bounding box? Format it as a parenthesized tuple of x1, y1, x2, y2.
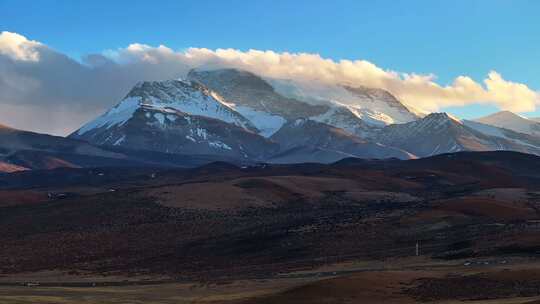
(0, 31, 538, 135)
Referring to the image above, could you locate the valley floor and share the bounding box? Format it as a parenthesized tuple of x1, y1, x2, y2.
(1, 256, 540, 303)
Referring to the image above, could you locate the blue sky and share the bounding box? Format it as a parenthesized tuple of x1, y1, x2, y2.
(1, 0, 539, 119)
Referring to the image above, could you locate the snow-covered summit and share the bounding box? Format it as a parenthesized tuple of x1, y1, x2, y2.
(69, 79, 279, 159)
(74, 79, 256, 136)
(474, 110, 540, 136)
(266, 78, 419, 126)
(394, 112, 462, 131)
(187, 68, 414, 137)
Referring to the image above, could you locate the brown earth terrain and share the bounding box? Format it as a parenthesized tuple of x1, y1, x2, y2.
(0, 151, 539, 303)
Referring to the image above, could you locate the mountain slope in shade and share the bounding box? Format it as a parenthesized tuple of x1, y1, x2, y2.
(267, 146, 357, 164)
(0, 123, 122, 159)
(1, 122, 248, 171)
(70, 81, 279, 160)
(474, 111, 540, 136)
(373, 113, 540, 157)
(0, 123, 143, 171)
(269, 119, 414, 163)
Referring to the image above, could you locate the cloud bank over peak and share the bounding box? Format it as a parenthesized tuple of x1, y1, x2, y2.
(111, 45, 538, 113)
(0, 31, 538, 135)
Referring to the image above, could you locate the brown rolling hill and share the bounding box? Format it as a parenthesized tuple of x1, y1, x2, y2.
(0, 151, 538, 282)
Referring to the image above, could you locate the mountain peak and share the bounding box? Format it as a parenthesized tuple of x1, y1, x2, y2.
(423, 112, 462, 124)
(343, 85, 401, 106)
(73, 78, 257, 137)
(475, 110, 540, 136)
(126, 78, 212, 102)
(475, 110, 533, 122)
(480, 110, 524, 120)
(188, 68, 275, 93)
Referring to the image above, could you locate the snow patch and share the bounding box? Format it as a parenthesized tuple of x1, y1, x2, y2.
(113, 135, 126, 146)
(193, 128, 208, 140)
(209, 141, 232, 150)
(77, 97, 140, 135)
(346, 106, 393, 127)
(294, 119, 305, 126)
(154, 113, 165, 125)
(232, 106, 285, 137)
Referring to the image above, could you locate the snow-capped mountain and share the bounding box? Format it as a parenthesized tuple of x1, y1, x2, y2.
(187, 69, 375, 137)
(266, 77, 419, 126)
(188, 69, 327, 119)
(373, 113, 540, 157)
(68, 68, 540, 163)
(187, 69, 325, 136)
(70, 80, 279, 160)
(188, 68, 422, 138)
(75, 79, 257, 136)
(70, 71, 414, 163)
(474, 111, 540, 137)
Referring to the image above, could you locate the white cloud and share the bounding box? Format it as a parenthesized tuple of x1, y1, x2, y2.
(0, 31, 43, 62)
(105, 46, 540, 113)
(0, 32, 539, 135)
